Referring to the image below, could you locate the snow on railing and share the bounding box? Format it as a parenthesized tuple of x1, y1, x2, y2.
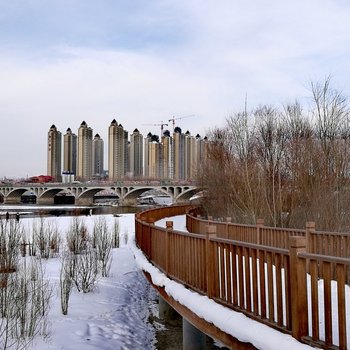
(136, 205, 350, 349)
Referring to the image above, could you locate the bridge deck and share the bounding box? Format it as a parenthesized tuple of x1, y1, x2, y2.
(135, 205, 350, 350)
(0, 182, 197, 205)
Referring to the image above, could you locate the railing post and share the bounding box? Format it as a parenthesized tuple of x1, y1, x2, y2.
(206, 225, 216, 298)
(289, 236, 308, 340)
(148, 218, 155, 260)
(139, 216, 147, 250)
(197, 214, 201, 233)
(207, 215, 213, 226)
(305, 221, 315, 253)
(256, 219, 264, 245)
(165, 221, 173, 275)
(226, 217, 231, 239)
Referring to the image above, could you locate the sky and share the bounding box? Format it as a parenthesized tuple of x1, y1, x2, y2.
(1, 0, 350, 178)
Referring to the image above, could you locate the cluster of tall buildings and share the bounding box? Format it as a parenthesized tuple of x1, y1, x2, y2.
(47, 120, 208, 182)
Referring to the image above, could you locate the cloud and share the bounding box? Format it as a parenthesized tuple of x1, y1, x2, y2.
(1, 0, 350, 177)
(0, 47, 225, 177)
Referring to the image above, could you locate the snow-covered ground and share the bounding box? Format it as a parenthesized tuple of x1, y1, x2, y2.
(6, 212, 319, 350)
(22, 214, 158, 350)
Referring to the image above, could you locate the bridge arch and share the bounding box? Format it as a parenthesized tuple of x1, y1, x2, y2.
(39, 188, 70, 205)
(6, 188, 32, 204)
(78, 187, 110, 199)
(175, 188, 198, 202)
(123, 187, 171, 201)
(76, 187, 119, 205)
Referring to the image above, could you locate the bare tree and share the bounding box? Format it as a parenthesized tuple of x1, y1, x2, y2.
(112, 218, 120, 248)
(0, 218, 21, 274)
(66, 217, 89, 254)
(33, 218, 60, 258)
(60, 253, 73, 315)
(0, 257, 52, 350)
(310, 77, 350, 230)
(71, 246, 99, 293)
(198, 78, 350, 231)
(282, 101, 314, 227)
(93, 217, 113, 277)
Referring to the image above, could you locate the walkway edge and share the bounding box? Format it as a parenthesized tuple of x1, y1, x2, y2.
(130, 239, 315, 350)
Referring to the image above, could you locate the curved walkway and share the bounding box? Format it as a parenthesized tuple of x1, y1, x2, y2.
(134, 205, 341, 349)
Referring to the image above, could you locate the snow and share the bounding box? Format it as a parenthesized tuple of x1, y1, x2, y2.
(22, 214, 157, 350)
(6, 211, 320, 349)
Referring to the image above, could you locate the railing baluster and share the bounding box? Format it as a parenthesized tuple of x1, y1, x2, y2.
(323, 261, 333, 346)
(310, 259, 319, 341)
(336, 263, 347, 350)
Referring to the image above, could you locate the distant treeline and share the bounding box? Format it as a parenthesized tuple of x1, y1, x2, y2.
(198, 77, 350, 231)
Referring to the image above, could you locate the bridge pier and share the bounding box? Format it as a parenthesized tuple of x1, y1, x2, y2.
(4, 197, 21, 205)
(183, 318, 207, 350)
(37, 197, 55, 205)
(159, 296, 179, 322)
(159, 296, 207, 349)
(75, 197, 94, 206)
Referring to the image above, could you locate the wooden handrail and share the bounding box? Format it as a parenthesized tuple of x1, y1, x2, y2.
(136, 205, 350, 349)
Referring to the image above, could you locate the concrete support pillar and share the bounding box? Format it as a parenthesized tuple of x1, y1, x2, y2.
(183, 318, 207, 350)
(158, 296, 179, 322)
(4, 197, 21, 204)
(75, 197, 94, 206)
(37, 197, 55, 205)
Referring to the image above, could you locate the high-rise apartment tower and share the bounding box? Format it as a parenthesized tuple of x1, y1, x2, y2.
(108, 119, 126, 181)
(63, 127, 77, 177)
(47, 124, 62, 181)
(129, 128, 143, 178)
(77, 121, 93, 181)
(93, 134, 104, 178)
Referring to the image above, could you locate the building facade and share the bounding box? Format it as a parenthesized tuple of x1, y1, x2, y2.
(173, 127, 186, 181)
(63, 127, 77, 178)
(47, 124, 62, 181)
(162, 130, 173, 180)
(77, 121, 93, 181)
(147, 141, 162, 179)
(108, 119, 126, 181)
(93, 133, 104, 178)
(129, 128, 143, 178)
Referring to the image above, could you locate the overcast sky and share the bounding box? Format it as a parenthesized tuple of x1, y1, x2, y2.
(1, 0, 350, 178)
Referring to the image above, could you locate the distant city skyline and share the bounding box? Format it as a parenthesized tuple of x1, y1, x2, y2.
(1, 1, 350, 178)
(47, 120, 207, 183)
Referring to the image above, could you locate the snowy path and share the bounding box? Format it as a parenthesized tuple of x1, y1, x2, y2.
(26, 214, 158, 350)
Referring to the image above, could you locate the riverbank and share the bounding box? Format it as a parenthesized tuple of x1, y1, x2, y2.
(2, 208, 224, 349)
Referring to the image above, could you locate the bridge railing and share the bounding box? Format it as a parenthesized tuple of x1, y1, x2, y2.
(136, 205, 350, 349)
(187, 208, 350, 257)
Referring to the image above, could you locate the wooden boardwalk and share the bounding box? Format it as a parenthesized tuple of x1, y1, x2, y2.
(135, 205, 350, 349)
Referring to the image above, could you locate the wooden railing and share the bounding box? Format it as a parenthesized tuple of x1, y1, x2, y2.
(187, 208, 350, 257)
(136, 205, 350, 349)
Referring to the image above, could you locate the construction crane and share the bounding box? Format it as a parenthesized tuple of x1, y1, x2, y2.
(142, 121, 169, 136)
(168, 114, 195, 132)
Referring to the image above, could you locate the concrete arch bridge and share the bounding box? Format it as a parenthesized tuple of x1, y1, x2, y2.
(0, 183, 198, 205)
